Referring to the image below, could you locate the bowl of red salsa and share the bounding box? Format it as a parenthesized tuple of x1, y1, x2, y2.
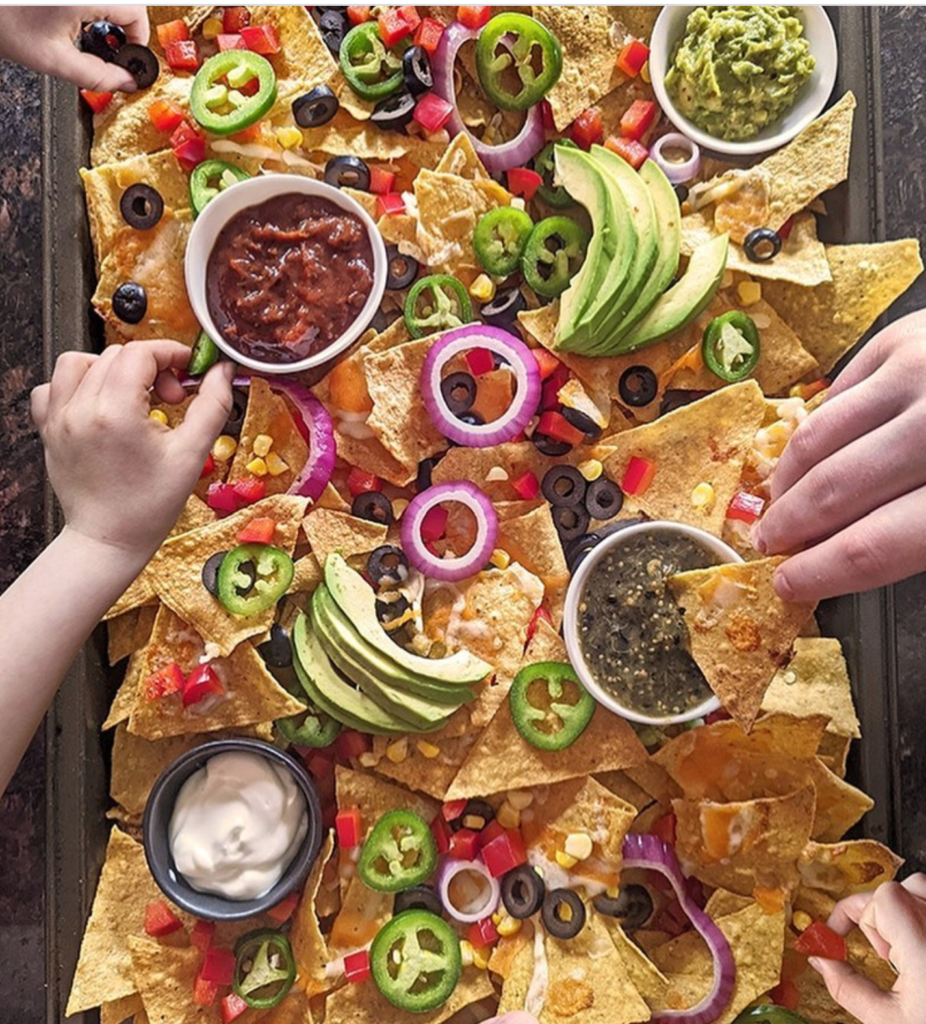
(186, 174, 387, 373)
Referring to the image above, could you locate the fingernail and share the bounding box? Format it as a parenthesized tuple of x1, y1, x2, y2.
(807, 957, 824, 973)
(774, 569, 795, 602)
(751, 526, 767, 554)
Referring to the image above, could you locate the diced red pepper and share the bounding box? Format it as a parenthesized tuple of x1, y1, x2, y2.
(335, 729, 371, 762)
(170, 120, 206, 171)
(778, 215, 795, 241)
(182, 665, 225, 708)
(526, 605, 553, 644)
(347, 5, 373, 26)
(231, 476, 267, 505)
(537, 410, 586, 448)
(223, 6, 251, 33)
(237, 517, 277, 544)
(604, 135, 649, 170)
(511, 471, 540, 501)
(482, 829, 527, 878)
(650, 812, 677, 846)
(477, 818, 505, 851)
(620, 99, 657, 142)
(378, 6, 415, 47)
(165, 39, 201, 72)
(267, 890, 300, 924)
(621, 455, 656, 496)
(206, 482, 239, 514)
(457, 5, 492, 29)
(532, 349, 562, 382)
(414, 16, 445, 54)
(770, 978, 801, 1011)
(377, 192, 407, 218)
(368, 166, 396, 195)
(465, 347, 494, 376)
(148, 99, 185, 133)
(540, 361, 571, 410)
(80, 89, 113, 114)
(398, 6, 421, 32)
(442, 798, 469, 823)
(200, 946, 237, 986)
(414, 92, 454, 134)
(344, 948, 372, 983)
(144, 899, 184, 937)
(449, 828, 481, 861)
(336, 806, 364, 849)
(240, 23, 281, 54)
(421, 504, 449, 542)
(193, 975, 219, 1008)
(191, 919, 216, 952)
(793, 377, 829, 401)
(144, 662, 185, 702)
(468, 917, 499, 949)
(303, 750, 335, 781)
(570, 107, 603, 150)
(220, 993, 249, 1024)
(237, 76, 261, 98)
(540, 98, 554, 131)
(217, 33, 246, 52)
(507, 167, 543, 202)
(616, 38, 650, 78)
(347, 467, 382, 498)
(430, 813, 452, 855)
(156, 19, 190, 48)
(200, 452, 216, 479)
(794, 922, 848, 961)
(230, 120, 263, 144)
(726, 491, 765, 525)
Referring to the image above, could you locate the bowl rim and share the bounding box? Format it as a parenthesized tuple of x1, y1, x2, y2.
(562, 520, 744, 727)
(184, 173, 388, 375)
(142, 736, 323, 921)
(649, 4, 839, 157)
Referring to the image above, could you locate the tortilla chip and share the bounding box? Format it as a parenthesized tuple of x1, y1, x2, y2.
(434, 132, 490, 179)
(606, 922, 670, 1008)
(148, 495, 307, 656)
(104, 651, 145, 731)
(227, 379, 309, 496)
(247, 4, 338, 101)
(291, 831, 335, 994)
(302, 509, 388, 564)
(328, 869, 393, 955)
(107, 604, 158, 666)
(798, 839, 903, 896)
(91, 73, 191, 166)
(100, 994, 146, 1024)
(300, 118, 442, 165)
(336, 765, 439, 828)
(128, 939, 218, 1024)
(762, 240, 925, 373)
(668, 556, 818, 728)
(105, 567, 159, 621)
(817, 730, 851, 779)
(288, 553, 324, 595)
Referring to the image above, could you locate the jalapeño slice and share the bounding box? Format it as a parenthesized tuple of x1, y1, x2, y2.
(404, 274, 474, 339)
(474, 207, 535, 277)
(359, 810, 437, 893)
(340, 21, 405, 102)
(533, 138, 578, 208)
(233, 929, 296, 1010)
(276, 702, 342, 748)
(509, 661, 595, 751)
(521, 217, 589, 298)
(370, 910, 462, 1013)
(475, 13, 563, 112)
(190, 159, 251, 215)
(702, 310, 761, 383)
(190, 51, 278, 136)
(188, 330, 220, 375)
(732, 1008, 810, 1024)
(216, 544, 295, 617)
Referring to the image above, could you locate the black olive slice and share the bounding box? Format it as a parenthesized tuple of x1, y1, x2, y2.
(222, 388, 249, 438)
(371, 89, 416, 132)
(674, 183, 689, 205)
(113, 44, 160, 89)
(592, 884, 654, 930)
(403, 45, 433, 96)
(659, 389, 711, 416)
(460, 799, 495, 832)
(618, 365, 658, 408)
(79, 20, 126, 61)
(201, 551, 229, 597)
(541, 465, 587, 508)
(585, 478, 624, 521)
(394, 884, 443, 917)
(367, 545, 409, 587)
(385, 245, 420, 290)
(318, 8, 348, 55)
(293, 85, 339, 128)
(120, 183, 164, 231)
(324, 155, 371, 191)
(561, 406, 602, 440)
(441, 372, 477, 416)
(542, 888, 586, 940)
(416, 454, 444, 493)
(502, 865, 546, 920)
(257, 624, 293, 669)
(112, 282, 147, 324)
(352, 490, 393, 526)
(376, 592, 410, 627)
(744, 226, 782, 263)
(552, 504, 591, 542)
(532, 433, 572, 457)
(480, 287, 527, 327)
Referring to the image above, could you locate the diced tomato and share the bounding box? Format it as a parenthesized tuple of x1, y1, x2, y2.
(430, 814, 452, 855)
(304, 750, 335, 781)
(378, 6, 415, 47)
(144, 662, 185, 702)
(532, 349, 562, 382)
(421, 504, 449, 542)
(148, 99, 185, 132)
(616, 38, 650, 78)
(377, 192, 406, 218)
(540, 98, 554, 131)
(477, 818, 505, 851)
(414, 16, 444, 54)
(464, 347, 493, 376)
(526, 605, 553, 644)
(335, 729, 371, 762)
(621, 455, 656, 496)
(398, 6, 421, 31)
(200, 946, 237, 986)
(778, 215, 795, 241)
(206, 482, 239, 513)
(770, 978, 801, 1011)
(170, 120, 206, 171)
(182, 665, 225, 708)
(200, 452, 216, 480)
(237, 517, 277, 544)
(347, 467, 382, 498)
(449, 828, 481, 861)
(231, 476, 267, 505)
(156, 19, 190, 48)
(507, 167, 543, 202)
(347, 6, 373, 26)
(144, 899, 184, 937)
(344, 948, 371, 983)
(165, 39, 200, 72)
(368, 166, 396, 195)
(80, 89, 113, 114)
(190, 919, 216, 952)
(650, 812, 677, 846)
(216, 33, 246, 52)
(230, 120, 263, 144)
(193, 975, 219, 1008)
(468, 917, 499, 949)
(240, 23, 281, 54)
(442, 798, 468, 823)
(726, 490, 765, 525)
(336, 806, 364, 849)
(267, 890, 300, 924)
(620, 99, 657, 141)
(540, 361, 570, 409)
(511, 471, 540, 501)
(220, 993, 249, 1024)
(482, 829, 527, 878)
(604, 135, 648, 170)
(457, 5, 492, 29)
(237, 76, 261, 97)
(794, 921, 848, 961)
(414, 92, 454, 134)
(570, 107, 603, 150)
(537, 410, 585, 448)
(223, 6, 251, 33)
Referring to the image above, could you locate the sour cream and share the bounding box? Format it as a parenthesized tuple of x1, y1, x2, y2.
(169, 751, 308, 901)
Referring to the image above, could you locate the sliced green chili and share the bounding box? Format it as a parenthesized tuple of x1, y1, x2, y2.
(702, 310, 761, 383)
(190, 51, 277, 135)
(474, 207, 535, 277)
(475, 13, 563, 112)
(521, 217, 589, 298)
(190, 159, 251, 216)
(404, 274, 474, 339)
(216, 544, 294, 618)
(233, 929, 296, 1010)
(188, 330, 220, 375)
(339, 22, 405, 101)
(509, 660, 595, 751)
(358, 809, 437, 893)
(533, 138, 578, 208)
(370, 911, 462, 1013)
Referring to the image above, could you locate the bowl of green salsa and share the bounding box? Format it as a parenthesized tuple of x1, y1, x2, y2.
(563, 521, 743, 726)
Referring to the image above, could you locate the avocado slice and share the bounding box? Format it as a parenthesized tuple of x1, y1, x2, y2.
(596, 157, 681, 353)
(324, 554, 491, 686)
(613, 233, 730, 354)
(292, 611, 407, 734)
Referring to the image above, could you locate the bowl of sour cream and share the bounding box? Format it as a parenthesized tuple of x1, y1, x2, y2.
(143, 738, 323, 920)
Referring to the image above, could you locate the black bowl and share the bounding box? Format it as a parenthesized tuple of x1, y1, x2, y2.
(143, 737, 323, 921)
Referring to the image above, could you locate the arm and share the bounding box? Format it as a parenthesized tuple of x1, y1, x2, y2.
(0, 342, 232, 796)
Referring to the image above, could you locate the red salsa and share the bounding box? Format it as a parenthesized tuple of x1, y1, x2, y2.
(206, 193, 374, 363)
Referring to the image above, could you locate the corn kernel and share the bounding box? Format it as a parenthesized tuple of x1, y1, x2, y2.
(578, 459, 603, 483)
(485, 466, 509, 482)
(510, 196, 527, 212)
(564, 832, 594, 861)
(640, 60, 651, 84)
(506, 788, 534, 810)
(253, 434, 274, 457)
(496, 914, 522, 937)
(473, 949, 490, 971)
(265, 451, 289, 477)
(737, 280, 763, 306)
(691, 482, 715, 512)
(496, 801, 521, 830)
(490, 548, 511, 570)
(202, 16, 224, 39)
(392, 498, 409, 520)
(246, 457, 268, 477)
(148, 408, 169, 426)
(555, 850, 578, 870)
(491, 912, 503, 926)
(460, 940, 475, 968)
(358, 751, 381, 768)
(415, 740, 440, 759)
(212, 434, 238, 461)
(469, 273, 496, 303)
(792, 911, 813, 933)
(276, 126, 304, 150)
(386, 737, 408, 763)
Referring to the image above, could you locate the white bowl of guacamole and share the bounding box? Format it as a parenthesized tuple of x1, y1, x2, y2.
(650, 5, 838, 156)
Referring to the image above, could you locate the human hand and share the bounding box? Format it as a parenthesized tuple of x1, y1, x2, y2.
(0, 7, 149, 92)
(753, 311, 926, 602)
(485, 1015, 539, 1024)
(30, 341, 233, 560)
(809, 876, 926, 1024)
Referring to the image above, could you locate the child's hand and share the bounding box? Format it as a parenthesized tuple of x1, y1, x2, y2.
(811, 876, 926, 1024)
(0, 7, 149, 92)
(753, 311, 926, 602)
(30, 341, 233, 560)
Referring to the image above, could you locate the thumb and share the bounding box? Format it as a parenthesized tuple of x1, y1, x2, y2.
(47, 41, 137, 93)
(809, 957, 897, 1024)
(173, 362, 235, 458)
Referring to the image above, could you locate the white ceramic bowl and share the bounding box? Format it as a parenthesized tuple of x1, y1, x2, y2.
(563, 521, 744, 727)
(649, 5, 838, 157)
(185, 174, 387, 375)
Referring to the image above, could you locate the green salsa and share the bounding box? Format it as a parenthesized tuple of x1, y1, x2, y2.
(665, 6, 816, 142)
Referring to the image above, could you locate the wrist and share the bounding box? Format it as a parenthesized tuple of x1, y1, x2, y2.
(57, 525, 156, 584)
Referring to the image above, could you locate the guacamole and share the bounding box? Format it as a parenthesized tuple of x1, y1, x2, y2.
(665, 6, 816, 142)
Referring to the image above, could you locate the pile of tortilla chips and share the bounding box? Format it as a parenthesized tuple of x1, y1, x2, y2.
(70, 6, 921, 1024)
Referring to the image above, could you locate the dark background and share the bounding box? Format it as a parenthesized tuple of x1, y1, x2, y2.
(2, 6, 926, 1019)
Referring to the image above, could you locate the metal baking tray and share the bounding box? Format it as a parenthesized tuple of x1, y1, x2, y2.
(41, 8, 902, 1022)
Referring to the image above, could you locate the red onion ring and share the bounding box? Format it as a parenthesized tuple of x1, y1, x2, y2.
(650, 133, 701, 185)
(622, 834, 735, 1024)
(401, 481, 498, 583)
(436, 858, 501, 924)
(421, 325, 541, 448)
(432, 20, 546, 174)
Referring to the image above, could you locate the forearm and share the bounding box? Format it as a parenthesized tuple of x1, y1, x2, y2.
(0, 527, 150, 795)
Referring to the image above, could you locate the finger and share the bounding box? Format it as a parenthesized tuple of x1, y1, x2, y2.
(72, 343, 123, 403)
(48, 351, 97, 414)
(828, 892, 875, 935)
(809, 957, 898, 1024)
(98, 341, 193, 411)
(153, 369, 188, 405)
(30, 384, 51, 434)
(831, 309, 926, 398)
(97, 5, 150, 45)
(859, 882, 926, 975)
(173, 362, 235, 455)
(47, 39, 137, 93)
(901, 873, 926, 899)
(773, 484, 926, 602)
(490, 1015, 540, 1024)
